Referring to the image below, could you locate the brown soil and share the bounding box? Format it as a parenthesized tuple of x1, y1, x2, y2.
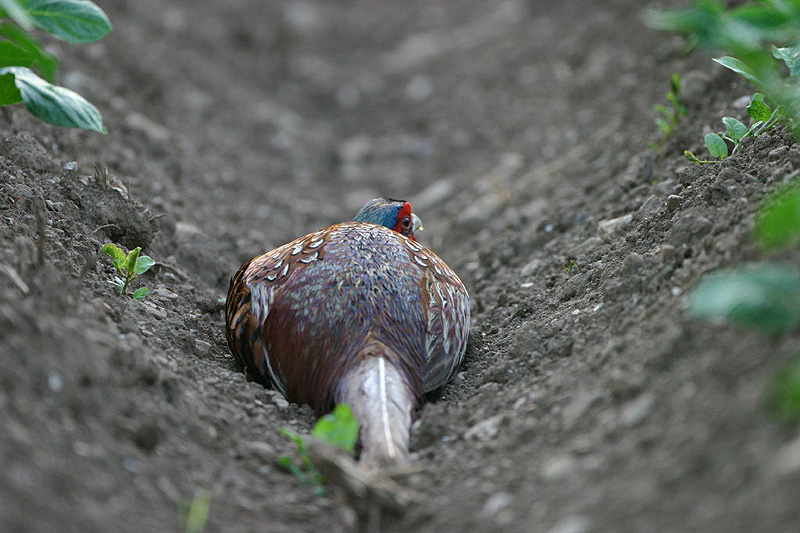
(2, 1, 800, 532)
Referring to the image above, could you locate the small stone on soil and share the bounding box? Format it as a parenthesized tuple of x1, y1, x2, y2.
(541, 453, 578, 481)
(619, 393, 654, 427)
(464, 414, 504, 441)
(665, 194, 684, 212)
(545, 515, 591, 533)
(597, 213, 634, 243)
(241, 441, 276, 463)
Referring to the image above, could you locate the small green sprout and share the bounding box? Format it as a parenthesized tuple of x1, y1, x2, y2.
(277, 428, 325, 496)
(563, 259, 577, 276)
(178, 488, 210, 533)
(102, 243, 154, 299)
(684, 93, 780, 164)
(278, 403, 359, 496)
(650, 73, 686, 150)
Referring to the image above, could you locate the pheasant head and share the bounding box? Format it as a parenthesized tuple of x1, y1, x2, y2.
(352, 197, 422, 241)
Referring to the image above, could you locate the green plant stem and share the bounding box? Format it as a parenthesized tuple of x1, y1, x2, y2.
(121, 275, 130, 295)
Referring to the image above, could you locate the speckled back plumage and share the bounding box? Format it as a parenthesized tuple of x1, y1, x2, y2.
(225, 199, 469, 469)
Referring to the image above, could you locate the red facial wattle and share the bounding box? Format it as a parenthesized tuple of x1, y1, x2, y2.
(393, 202, 415, 241)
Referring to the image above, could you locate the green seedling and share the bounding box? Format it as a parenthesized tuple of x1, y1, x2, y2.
(278, 428, 325, 496)
(278, 403, 359, 496)
(684, 93, 781, 164)
(0, 0, 111, 132)
(765, 354, 800, 424)
(651, 73, 686, 150)
(102, 243, 154, 300)
(178, 488, 210, 533)
(563, 259, 577, 276)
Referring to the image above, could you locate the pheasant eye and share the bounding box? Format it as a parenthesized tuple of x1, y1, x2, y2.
(401, 216, 411, 229)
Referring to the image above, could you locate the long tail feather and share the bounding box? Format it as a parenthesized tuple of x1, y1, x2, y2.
(335, 354, 414, 471)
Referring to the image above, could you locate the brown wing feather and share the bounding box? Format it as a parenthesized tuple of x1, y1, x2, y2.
(399, 238, 470, 393)
(225, 257, 270, 385)
(225, 228, 333, 389)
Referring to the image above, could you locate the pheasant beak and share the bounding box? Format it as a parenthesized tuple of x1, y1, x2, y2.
(412, 214, 423, 233)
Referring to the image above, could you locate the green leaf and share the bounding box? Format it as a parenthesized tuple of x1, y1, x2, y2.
(772, 44, 800, 78)
(688, 264, 800, 335)
(722, 116, 747, 142)
(178, 488, 210, 533)
(0, 66, 105, 132)
(745, 120, 764, 137)
(24, 0, 112, 44)
(279, 427, 303, 447)
(102, 243, 125, 270)
(704, 132, 728, 159)
(643, 3, 724, 37)
(125, 246, 140, 275)
(0, 0, 33, 30)
(133, 254, 154, 275)
(666, 91, 680, 108)
(0, 72, 22, 104)
(278, 455, 307, 481)
(765, 355, 800, 424)
(684, 150, 701, 163)
(0, 40, 36, 68)
(311, 404, 359, 453)
(108, 277, 124, 294)
(712, 56, 762, 87)
(0, 23, 58, 82)
(669, 72, 681, 95)
(132, 287, 149, 300)
(756, 181, 800, 249)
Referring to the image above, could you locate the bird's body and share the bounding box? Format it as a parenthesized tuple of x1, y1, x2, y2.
(225, 199, 469, 469)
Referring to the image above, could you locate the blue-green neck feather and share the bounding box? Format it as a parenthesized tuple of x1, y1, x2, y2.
(353, 198, 404, 228)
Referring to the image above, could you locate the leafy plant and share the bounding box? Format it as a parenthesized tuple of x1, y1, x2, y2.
(765, 354, 800, 423)
(648, 0, 800, 425)
(278, 403, 359, 496)
(684, 93, 781, 164)
(645, 0, 800, 138)
(278, 427, 325, 496)
(0, 0, 111, 132)
(651, 73, 686, 149)
(687, 263, 800, 335)
(756, 180, 800, 249)
(102, 243, 154, 300)
(687, 177, 800, 334)
(563, 259, 577, 276)
(178, 488, 211, 533)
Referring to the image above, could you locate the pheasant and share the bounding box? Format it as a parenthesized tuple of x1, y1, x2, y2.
(225, 198, 469, 470)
